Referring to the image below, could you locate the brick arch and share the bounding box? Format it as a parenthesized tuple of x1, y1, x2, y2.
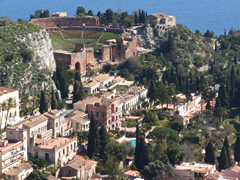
(75, 62, 80, 72)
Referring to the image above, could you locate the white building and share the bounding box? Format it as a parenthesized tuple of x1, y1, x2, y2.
(0, 87, 20, 129)
(4, 163, 33, 180)
(34, 137, 78, 168)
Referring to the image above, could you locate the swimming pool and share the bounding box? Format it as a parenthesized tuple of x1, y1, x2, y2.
(129, 139, 136, 147)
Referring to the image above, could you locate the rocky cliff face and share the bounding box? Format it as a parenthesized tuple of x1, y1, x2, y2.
(21, 29, 56, 73)
(131, 26, 157, 54)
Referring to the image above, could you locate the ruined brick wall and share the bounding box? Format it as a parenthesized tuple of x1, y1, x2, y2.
(54, 45, 96, 75)
(53, 53, 72, 68)
(101, 45, 111, 62)
(30, 16, 100, 29)
(125, 36, 137, 59)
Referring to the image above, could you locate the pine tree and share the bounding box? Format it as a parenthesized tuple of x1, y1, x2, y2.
(218, 146, 229, 171)
(154, 140, 169, 163)
(234, 133, 240, 162)
(223, 136, 232, 166)
(206, 100, 211, 110)
(204, 142, 215, 164)
(51, 87, 57, 110)
(99, 124, 109, 158)
(39, 90, 48, 114)
(215, 97, 221, 108)
(87, 113, 99, 158)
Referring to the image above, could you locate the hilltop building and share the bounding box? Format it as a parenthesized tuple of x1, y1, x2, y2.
(146, 13, 176, 26)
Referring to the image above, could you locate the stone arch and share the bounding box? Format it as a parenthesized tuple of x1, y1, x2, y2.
(75, 62, 80, 72)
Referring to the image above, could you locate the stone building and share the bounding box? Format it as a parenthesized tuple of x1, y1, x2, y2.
(101, 36, 137, 61)
(54, 43, 97, 75)
(0, 86, 20, 129)
(146, 13, 176, 26)
(34, 137, 78, 168)
(52, 12, 67, 18)
(30, 16, 100, 29)
(54, 35, 137, 76)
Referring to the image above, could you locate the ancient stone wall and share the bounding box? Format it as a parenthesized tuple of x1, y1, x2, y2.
(30, 16, 100, 29)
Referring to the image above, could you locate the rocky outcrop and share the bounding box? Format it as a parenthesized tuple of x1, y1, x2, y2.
(131, 26, 156, 54)
(21, 29, 56, 73)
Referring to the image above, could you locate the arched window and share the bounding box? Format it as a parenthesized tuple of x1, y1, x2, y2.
(56, 123, 58, 128)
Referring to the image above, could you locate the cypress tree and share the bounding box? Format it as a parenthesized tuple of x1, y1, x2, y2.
(135, 135, 147, 171)
(204, 142, 215, 164)
(138, 9, 141, 23)
(73, 80, 80, 103)
(51, 87, 58, 110)
(39, 90, 48, 114)
(75, 71, 81, 81)
(134, 13, 138, 25)
(218, 146, 229, 171)
(147, 80, 157, 103)
(234, 133, 240, 162)
(234, 55, 238, 65)
(142, 10, 145, 24)
(134, 124, 140, 169)
(206, 100, 211, 110)
(215, 97, 221, 108)
(223, 136, 232, 166)
(99, 124, 109, 158)
(87, 113, 99, 158)
(219, 84, 229, 108)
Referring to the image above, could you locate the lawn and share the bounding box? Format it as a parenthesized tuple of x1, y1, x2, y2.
(99, 32, 122, 43)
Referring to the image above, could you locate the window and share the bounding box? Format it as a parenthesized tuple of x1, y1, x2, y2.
(45, 153, 49, 160)
(108, 120, 110, 125)
(71, 144, 73, 150)
(116, 116, 118, 120)
(96, 111, 99, 117)
(63, 149, 65, 154)
(38, 128, 40, 133)
(56, 123, 58, 128)
(116, 107, 118, 112)
(69, 170, 71, 175)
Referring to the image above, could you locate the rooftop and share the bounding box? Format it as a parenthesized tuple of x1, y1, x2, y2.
(71, 116, 90, 125)
(75, 151, 97, 169)
(0, 141, 23, 153)
(64, 159, 85, 170)
(74, 96, 101, 105)
(125, 170, 140, 176)
(44, 109, 62, 119)
(175, 162, 215, 173)
(118, 80, 134, 87)
(83, 79, 100, 88)
(93, 74, 113, 83)
(66, 109, 86, 118)
(24, 115, 48, 128)
(5, 163, 32, 176)
(0, 86, 17, 96)
(149, 13, 171, 19)
(38, 137, 76, 149)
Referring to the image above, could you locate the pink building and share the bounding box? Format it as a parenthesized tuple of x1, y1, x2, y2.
(87, 99, 121, 131)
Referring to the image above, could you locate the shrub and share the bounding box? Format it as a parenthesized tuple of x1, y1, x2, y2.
(183, 133, 199, 144)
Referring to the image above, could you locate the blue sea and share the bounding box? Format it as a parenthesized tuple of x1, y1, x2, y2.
(1, 0, 240, 36)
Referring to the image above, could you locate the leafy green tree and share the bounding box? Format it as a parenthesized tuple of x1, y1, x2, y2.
(153, 140, 169, 163)
(87, 113, 99, 158)
(218, 146, 229, 171)
(51, 87, 57, 110)
(87, 10, 94, 16)
(105, 9, 115, 24)
(141, 160, 174, 180)
(43, 10, 50, 17)
(167, 143, 185, 165)
(76, 6, 86, 16)
(26, 170, 48, 180)
(169, 119, 184, 133)
(204, 142, 215, 164)
(104, 156, 121, 180)
(223, 136, 232, 166)
(39, 90, 48, 114)
(234, 133, 240, 162)
(99, 124, 109, 158)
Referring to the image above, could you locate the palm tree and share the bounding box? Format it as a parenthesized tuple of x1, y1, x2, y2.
(0, 102, 7, 130)
(5, 98, 16, 129)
